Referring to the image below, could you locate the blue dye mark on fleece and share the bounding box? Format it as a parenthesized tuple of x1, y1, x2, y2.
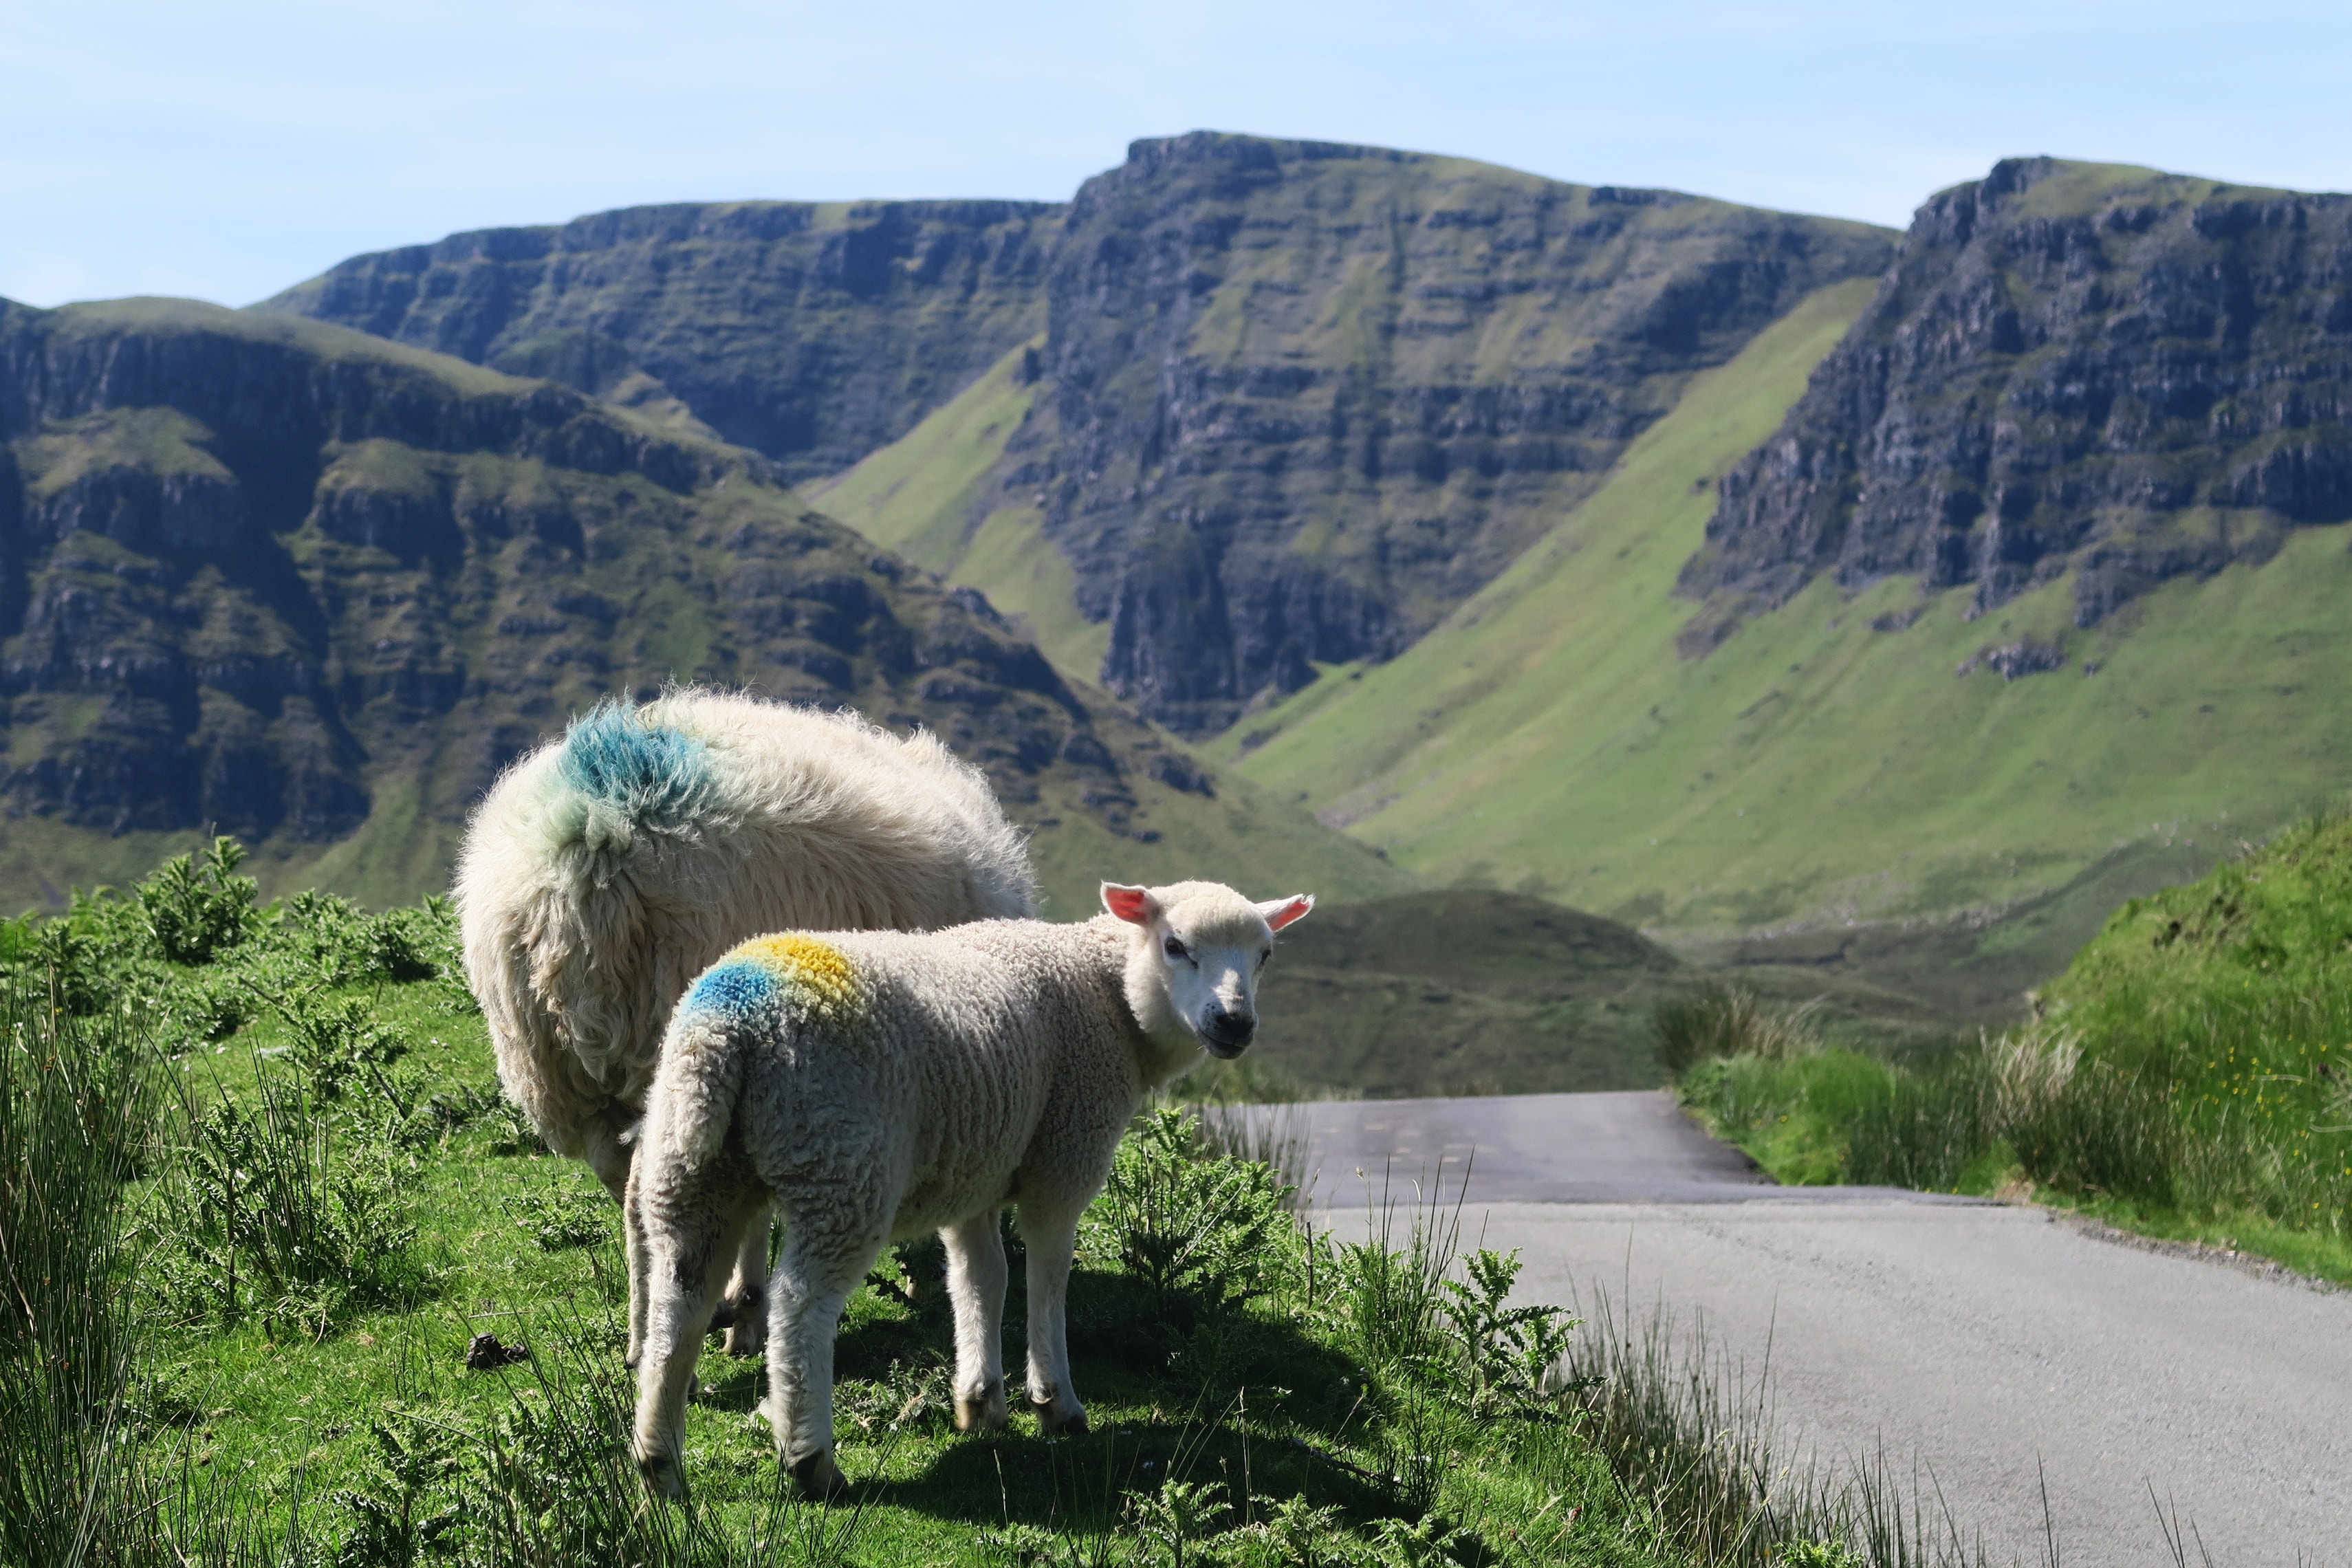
(684, 959, 774, 1019)
(556, 702, 716, 828)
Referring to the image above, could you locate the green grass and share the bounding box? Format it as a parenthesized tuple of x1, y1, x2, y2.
(1217, 272, 2352, 948)
(6, 843, 1726, 1566)
(1669, 814, 2352, 1283)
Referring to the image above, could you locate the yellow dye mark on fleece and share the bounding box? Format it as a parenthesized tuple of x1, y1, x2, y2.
(733, 933, 867, 1030)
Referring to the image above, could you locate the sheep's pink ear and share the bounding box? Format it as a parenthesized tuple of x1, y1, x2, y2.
(1257, 893, 1314, 931)
(1101, 883, 1158, 925)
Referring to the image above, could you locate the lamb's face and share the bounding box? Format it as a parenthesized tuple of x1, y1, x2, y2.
(1103, 881, 1314, 1058)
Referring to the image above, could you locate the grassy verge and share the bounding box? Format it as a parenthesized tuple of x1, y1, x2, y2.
(1662, 800, 2352, 1288)
(4, 838, 1809, 1567)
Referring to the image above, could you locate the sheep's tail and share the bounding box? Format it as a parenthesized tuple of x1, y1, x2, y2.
(645, 1011, 749, 1169)
(545, 699, 723, 878)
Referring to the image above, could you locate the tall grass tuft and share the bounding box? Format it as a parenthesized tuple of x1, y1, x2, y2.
(0, 985, 161, 1564)
(1654, 986, 1823, 1077)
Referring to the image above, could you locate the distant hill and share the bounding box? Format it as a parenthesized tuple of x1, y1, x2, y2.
(1236, 887, 1939, 1098)
(276, 134, 1897, 735)
(257, 200, 1063, 486)
(0, 296, 1406, 913)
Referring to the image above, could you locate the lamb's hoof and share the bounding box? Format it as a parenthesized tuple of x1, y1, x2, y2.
(636, 1450, 688, 1502)
(954, 1386, 1008, 1432)
(1032, 1400, 1089, 1437)
(706, 1300, 735, 1333)
(787, 1449, 849, 1500)
(723, 1303, 766, 1358)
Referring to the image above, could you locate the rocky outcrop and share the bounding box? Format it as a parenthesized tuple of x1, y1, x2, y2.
(0, 299, 1167, 856)
(1008, 134, 1896, 732)
(1680, 157, 2352, 651)
(259, 201, 1063, 486)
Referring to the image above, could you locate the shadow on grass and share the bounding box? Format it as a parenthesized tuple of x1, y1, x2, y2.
(816, 1259, 1392, 1535)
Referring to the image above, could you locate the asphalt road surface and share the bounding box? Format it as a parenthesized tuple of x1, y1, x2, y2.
(1237, 1091, 2351, 1567)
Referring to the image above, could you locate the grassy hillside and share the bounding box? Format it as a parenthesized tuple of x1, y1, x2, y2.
(1016, 135, 1896, 734)
(1216, 273, 2352, 966)
(809, 339, 1110, 683)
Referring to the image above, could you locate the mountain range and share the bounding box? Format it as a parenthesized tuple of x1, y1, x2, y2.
(6, 134, 2349, 1024)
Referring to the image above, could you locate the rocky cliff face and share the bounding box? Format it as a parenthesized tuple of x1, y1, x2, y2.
(259, 200, 1063, 486)
(0, 298, 1186, 877)
(1679, 158, 2352, 651)
(1003, 134, 1895, 732)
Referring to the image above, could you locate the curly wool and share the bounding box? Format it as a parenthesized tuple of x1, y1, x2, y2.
(453, 689, 1037, 1179)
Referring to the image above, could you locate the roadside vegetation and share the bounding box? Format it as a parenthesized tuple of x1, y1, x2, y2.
(3, 834, 1972, 1567)
(1667, 808, 2352, 1285)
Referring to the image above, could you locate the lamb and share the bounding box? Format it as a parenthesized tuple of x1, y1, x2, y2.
(627, 878, 1315, 1499)
(454, 689, 1036, 1355)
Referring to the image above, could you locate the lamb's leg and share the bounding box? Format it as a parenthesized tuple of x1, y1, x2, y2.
(629, 1174, 759, 1500)
(761, 1226, 878, 1499)
(721, 1204, 773, 1358)
(1016, 1199, 1088, 1436)
(586, 1136, 646, 1370)
(940, 1211, 1009, 1431)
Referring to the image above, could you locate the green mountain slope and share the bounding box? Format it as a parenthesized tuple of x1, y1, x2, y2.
(0, 296, 1404, 915)
(807, 338, 1111, 681)
(1216, 270, 2352, 964)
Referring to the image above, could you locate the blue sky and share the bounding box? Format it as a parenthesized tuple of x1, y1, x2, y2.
(5, 0, 2349, 309)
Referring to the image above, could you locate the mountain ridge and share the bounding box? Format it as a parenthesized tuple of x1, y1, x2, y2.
(269, 131, 1900, 733)
(257, 199, 1064, 486)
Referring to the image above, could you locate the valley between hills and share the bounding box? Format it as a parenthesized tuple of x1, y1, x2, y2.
(3, 135, 2349, 1089)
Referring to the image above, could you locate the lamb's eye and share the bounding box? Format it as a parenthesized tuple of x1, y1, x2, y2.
(1163, 935, 1188, 961)
(1257, 950, 1269, 969)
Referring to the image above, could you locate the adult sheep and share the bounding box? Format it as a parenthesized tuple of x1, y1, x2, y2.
(455, 690, 1036, 1352)
(628, 878, 1314, 1500)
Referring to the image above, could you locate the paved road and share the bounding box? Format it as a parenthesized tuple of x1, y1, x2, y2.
(1232, 1092, 2351, 1567)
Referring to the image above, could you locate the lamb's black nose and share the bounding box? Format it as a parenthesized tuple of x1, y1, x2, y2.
(1202, 1010, 1255, 1054)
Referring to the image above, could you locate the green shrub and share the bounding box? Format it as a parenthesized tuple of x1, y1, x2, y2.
(1436, 1248, 1577, 1421)
(1081, 1107, 1295, 1318)
(136, 836, 259, 965)
(272, 988, 411, 1104)
(145, 1067, 431, 1338)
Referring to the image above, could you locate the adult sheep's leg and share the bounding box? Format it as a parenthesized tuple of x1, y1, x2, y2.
(940, 1211, 1008, 1431)
(721, 1205, 773, 1358)
(629, 1170, 763, 1500)
(1016, 1199, 1089, 1435)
